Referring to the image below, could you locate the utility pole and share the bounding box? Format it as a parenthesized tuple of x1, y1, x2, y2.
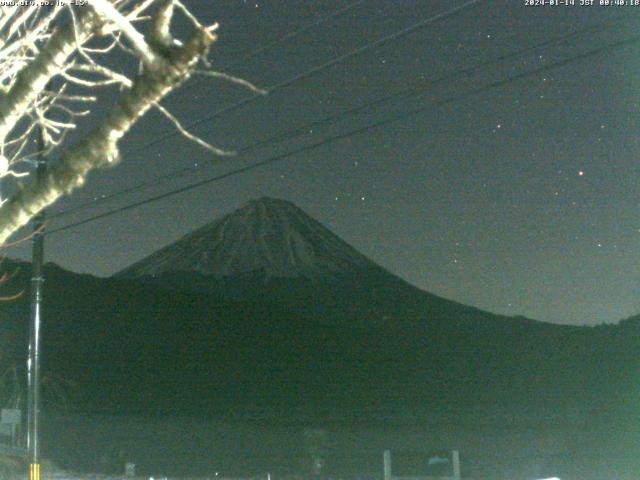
(27, 124, 47, 480)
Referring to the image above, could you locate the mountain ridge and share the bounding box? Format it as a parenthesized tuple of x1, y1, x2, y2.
(0, 203, 638, 477)
(114, 197, 549, 329)
(117, 197, 379, 280)
(0, 197, 632, 421)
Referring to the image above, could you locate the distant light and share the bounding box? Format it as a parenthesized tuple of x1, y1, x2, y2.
(578, 170, 584, 176)
(535, 477, 560, 480)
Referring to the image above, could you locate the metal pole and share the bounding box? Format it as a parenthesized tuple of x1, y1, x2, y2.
(383, 450, 392, 480)
(27, 126, 47, 480)
(452, 450, 461, 480)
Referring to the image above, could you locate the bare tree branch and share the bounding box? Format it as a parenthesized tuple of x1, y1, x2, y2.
(0, 26, 216, 244)
(0, 7, 95, 144)
(0, 0, 255, 245)
(195, 70, 267, 95)
(154, 101, 235, 156)
(88, 0, 162, 69)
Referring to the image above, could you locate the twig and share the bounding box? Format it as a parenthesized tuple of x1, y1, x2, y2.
(154, 102, 235, 157)
(195, 70, 267, 95)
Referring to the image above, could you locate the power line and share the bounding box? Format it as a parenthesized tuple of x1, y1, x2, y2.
(135, 0, 486, 151)
(49, 0, 486, 220)
(49, 31, 638, 234)
(48, 17, 621, 221)
(168, 0, 370, 102)
(225, 0, 369, 71)
(45, 32, 640, 237)
(46, 1, 375, 221)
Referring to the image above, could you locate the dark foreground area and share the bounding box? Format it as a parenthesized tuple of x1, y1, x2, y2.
(0, 256, 637, 478)
(37, 409, 639, 480)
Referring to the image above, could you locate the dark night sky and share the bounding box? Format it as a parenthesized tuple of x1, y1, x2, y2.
(6, 0, 640, 326)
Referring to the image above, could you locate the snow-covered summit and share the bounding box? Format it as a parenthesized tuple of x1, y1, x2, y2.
(117, 197, 378, 280)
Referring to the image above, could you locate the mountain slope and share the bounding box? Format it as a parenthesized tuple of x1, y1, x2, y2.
(0, 261, 638, 477)
(1, 195, 638, 477)
(1, 258, 626, 419)
(117, 197, 376, 279)
(0, 198, 573, 420)
(115, 197, 534, 328)
(107, 196, 640, 418)
(0, 197, 628, 421)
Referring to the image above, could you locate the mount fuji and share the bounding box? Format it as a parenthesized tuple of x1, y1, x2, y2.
(115, 197, 508, 327)
(0, 197, 635, 480)
(117, 196, 377, 280)
(0, 197, 636, 478)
